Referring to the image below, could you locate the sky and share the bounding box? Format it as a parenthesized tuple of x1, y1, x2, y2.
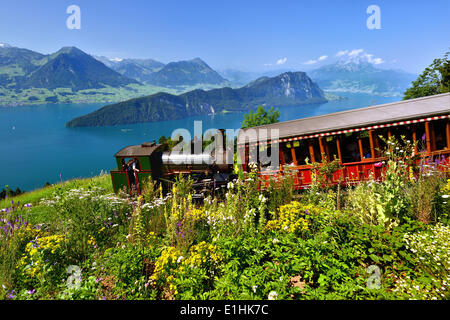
(0, 0, 449, 74)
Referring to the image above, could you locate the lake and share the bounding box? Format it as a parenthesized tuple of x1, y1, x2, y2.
(0, 93, 400, 191)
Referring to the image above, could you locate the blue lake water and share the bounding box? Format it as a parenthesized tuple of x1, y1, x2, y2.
(0, 93, 400, 191)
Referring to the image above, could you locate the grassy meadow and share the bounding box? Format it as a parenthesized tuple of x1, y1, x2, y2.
(0, 137, 449, 300)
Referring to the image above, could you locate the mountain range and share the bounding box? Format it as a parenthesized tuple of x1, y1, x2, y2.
(94, 56, 230, 88)
(308, 60, 416, 97)
(0, 43, 417, 107)
(95, 57, 165, 83)
(0, 44, 233, 106)
(66, 71, 326, 127)
(0, 46, 138, 90)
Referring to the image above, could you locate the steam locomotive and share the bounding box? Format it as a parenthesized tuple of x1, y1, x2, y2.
(110, 129, 235, 197)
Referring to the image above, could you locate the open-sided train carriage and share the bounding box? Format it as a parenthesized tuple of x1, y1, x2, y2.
(237, 92, 450, 189)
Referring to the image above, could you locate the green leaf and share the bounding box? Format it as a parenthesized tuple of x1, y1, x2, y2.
(369, 254, 380, 263)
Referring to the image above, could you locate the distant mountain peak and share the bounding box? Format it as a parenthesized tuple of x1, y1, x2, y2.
(0, 43, 12, 48)
(190, 57, 207, 64)
(58, 46, 78, 52)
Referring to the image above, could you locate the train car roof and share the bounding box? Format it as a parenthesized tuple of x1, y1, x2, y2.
(237, 92, 450, 144)
(115, 142, 162, 157)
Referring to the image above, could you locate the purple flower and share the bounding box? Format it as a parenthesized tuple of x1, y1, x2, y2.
(305, 209, 310, 215)
(27, 289, 36, 295)
(7, 290, 16, 299)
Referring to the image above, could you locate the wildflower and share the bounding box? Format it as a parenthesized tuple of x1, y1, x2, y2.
(268, 291, 278, 300)
(252, 285, 258, 293)
(272, 238, 280, 244)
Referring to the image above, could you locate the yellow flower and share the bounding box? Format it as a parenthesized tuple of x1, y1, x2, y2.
(265, 201, 312, 233)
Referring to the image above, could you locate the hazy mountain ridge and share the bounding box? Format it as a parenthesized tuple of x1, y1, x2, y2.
(66, 71, 327, 127)
(308, 60, 417, 97)
(95, 55, 230, 88)
(145, 58, 230, 88)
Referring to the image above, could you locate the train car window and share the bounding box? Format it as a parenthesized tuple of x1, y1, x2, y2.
(341, 133, 361, 163)
(359, 131, 372, 159)
(294, 140, 309, 165)
(391, 125, 414, 146)
(432, 119, 448, 151)
(248, 145, 258, 165)
(283, 143, 293, 165)
(325, 136, 340, 161)
(259, 144, 272, 167)
(375, 128, 390, 153)
(415, 123, 427, 152)
(314, 138, 323, 163)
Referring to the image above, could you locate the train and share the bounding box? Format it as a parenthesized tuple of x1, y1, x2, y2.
(110, 130, 235, 197)
(110, 92, 450, 195)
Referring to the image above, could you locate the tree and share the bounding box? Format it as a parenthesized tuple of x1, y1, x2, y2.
(241, 106, 280, 129)
(403, 51, 450, 100)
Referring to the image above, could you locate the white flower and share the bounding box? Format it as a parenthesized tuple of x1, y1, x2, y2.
(258, 194, 267, 203)
(272, 238, 280, 244)
(268, 291, 278, 300)
(177, 256, 184, 263)
(252, 285, 258, 293)
(442, 195, 449, 199)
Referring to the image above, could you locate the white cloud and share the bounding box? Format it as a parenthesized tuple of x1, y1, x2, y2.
(348, 49, 364, 57)
(335, 49, 385, 65)
(276, 57, 288, 65)
(336, 50, 349, 57)
(303, 55, 328, 65)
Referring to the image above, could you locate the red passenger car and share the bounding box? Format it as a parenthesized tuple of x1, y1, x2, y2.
(237, 93, 450, 189)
